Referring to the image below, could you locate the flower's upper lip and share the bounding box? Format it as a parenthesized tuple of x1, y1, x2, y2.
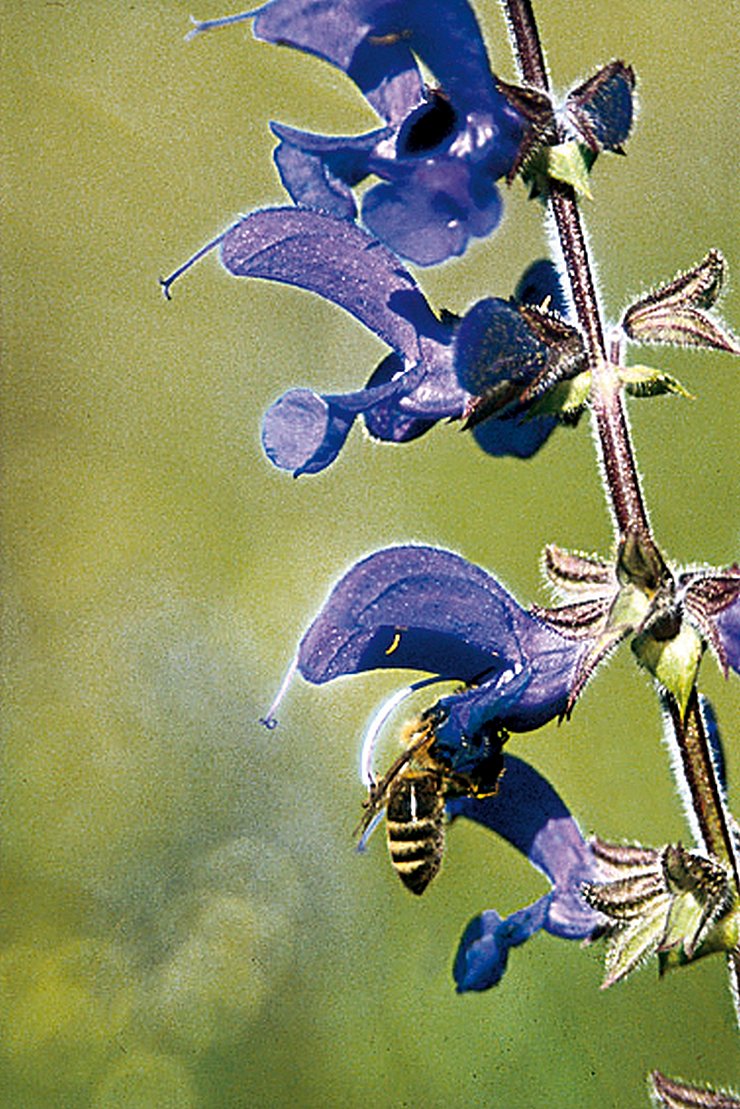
(247, 0, 502, 122)
(219, 206, 450, 359)
(295, 544, 586, 732)
(296, 544, 527, 686)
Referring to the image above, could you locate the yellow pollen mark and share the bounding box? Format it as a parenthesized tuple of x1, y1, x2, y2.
(368, 30, 412, 46)
(540, 294, 552, 311)
(385, 631, 402, 656)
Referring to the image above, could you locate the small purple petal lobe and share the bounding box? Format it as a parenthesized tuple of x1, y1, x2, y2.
(362, 160, 504, 267)
(715, 596, 740, 676)
(362, 353, 437, 442)
(261, 388, 354, 476)
(272, 139, 359, 220)
(454, 899, 550, 992)
(471, 413, 557, 458)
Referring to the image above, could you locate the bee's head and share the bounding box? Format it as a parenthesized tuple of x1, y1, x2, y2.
(424, 705, 508, 796)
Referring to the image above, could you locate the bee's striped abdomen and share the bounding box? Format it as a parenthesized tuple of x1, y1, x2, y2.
(386, 772, 446, 895)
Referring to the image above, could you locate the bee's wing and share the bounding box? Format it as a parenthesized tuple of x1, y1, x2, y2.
(353, 727, 436, 840)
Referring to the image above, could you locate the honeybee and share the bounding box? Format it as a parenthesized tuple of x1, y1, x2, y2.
(356, 716, 506, 895)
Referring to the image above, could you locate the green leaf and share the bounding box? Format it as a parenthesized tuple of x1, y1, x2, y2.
(545, 142, 595, 199)
(619, 365, 695, 399)
(528, 370, 591, 417)
(632, 622, 703, 716)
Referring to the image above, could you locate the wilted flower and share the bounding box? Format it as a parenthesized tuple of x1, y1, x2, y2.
(448, 755, 603, 991)
(211, 206, 580, 473)
(188, 0, 527, 264)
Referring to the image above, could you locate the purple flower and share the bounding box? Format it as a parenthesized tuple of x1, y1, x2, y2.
(448, 755, 603, 992)
(188, 0, 526, 265)
(262, 544, 604, 988)
(217, 207, 573, 474)
(264, 545, 591, 740)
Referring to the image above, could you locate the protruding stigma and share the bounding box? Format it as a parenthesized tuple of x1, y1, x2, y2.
(259, 656, 299, 730)
(160, 225, 235, 300)
(186, 10, 256, 42)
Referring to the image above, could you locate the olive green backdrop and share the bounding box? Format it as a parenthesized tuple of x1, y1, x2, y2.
(2, 2, 738, 1106)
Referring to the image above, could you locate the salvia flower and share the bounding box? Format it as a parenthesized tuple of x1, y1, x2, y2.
(214, 207, 577, 473)
(188, 0, 527, 264)
(262, 544, 604, 987)
(263, 544, 595, 739)
(448, 755, 603, 992)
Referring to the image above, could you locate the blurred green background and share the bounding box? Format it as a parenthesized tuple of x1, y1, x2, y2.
(2, 2, 738, 1106)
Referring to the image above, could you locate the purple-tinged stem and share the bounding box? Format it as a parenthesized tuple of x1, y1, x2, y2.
(500, 0, 739, 896)
(666, 689, 740, 891)
(501, 0, 651, 540)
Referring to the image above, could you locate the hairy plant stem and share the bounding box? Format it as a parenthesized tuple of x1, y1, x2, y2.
(500, 0, 738, 894)
(667, 690, 740, 889)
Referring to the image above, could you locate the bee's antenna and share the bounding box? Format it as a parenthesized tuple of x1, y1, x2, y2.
(359, 676, 441, 787)
(356, 809, 384, 853)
